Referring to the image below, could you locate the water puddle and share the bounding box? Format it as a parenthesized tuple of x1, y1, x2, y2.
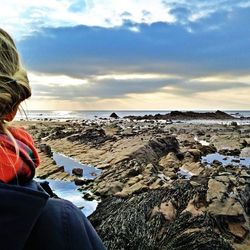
(41, 179, 98, 217)
(53, 152, 101, 179)
(177, 167, 194, 179)
(37, 152, 102, 216)
(202, 153, 250, 167)
(194, 136, 210, 146)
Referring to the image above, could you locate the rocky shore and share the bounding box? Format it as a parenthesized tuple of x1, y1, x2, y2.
(13, 112, 250, 249)
(124, 110, 238, 120)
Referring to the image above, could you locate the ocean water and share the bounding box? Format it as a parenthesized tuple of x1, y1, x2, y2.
(16, 110, 250, 122)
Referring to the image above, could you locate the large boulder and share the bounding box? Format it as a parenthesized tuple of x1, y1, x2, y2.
(110, 112, 119, 119)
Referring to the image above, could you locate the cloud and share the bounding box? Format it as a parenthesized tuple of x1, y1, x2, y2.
(28, 71, 250, 103)
(26, 71, 250, 110)
(29, 72, 181, 99)
(17, 6, 250, 79)
(2, 0, 250, 40)
(14, 5, 250, 111)
(163, 0, 250, 22)
(2, 1, 250, 109)
(0, 0, 174, 39)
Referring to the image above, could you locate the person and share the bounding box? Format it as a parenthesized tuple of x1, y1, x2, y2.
(0, 28, 106, 250)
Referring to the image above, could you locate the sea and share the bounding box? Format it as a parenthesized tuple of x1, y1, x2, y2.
(15, 110, 250, 124)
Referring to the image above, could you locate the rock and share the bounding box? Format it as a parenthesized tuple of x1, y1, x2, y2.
(151, 201, 176, 221)
(97, 181, 124, 197)
(184, 149, 202, 162)
(180, 162, 204, 176)
(232, 159, 240, 163)
(162, 170, 176, 179)
(109, 136, 179, 166)
(67, 128, 113, 145)
(228, 223, 248, 241)
(150, 179, 164, 189)
(206, 178, 228, 202)
(176, 152, 185, 160)
(214, 175, 230, 183)
(241, 139, 248, 147)
(148, 136, 179, 158)
(126, 165, 143, 177)
(36, 165, 65, 179)
(240, 147, 250, 157)
(208, 198, 245, 217)
(230, 121, 238, 127)
(29, 125, 36, 130)
(76, 179, 94, 186)
(126, 176, 142, 186)
(198, 144, 217, 155)
(219, 148, 241, 156)
(240, 169, 250, 178)
(159, 152, 180, 169)
(181, 196, 205, 217)
(72, 168, 83, 177)
(212, 160, 222, 167)
(83, 192, 96, 201)
(39, 143, 52, 156)
(74, 178, 86, 186)
(89, 183, 234, 249)
(115, 181, 148, 197)
(97, 163, 111, 169)
(124, 110, 235, 120)
(110, 112, 119, 119)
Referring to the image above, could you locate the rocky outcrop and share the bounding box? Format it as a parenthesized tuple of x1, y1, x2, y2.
(110, 112, 119, 119)
(14, 118, 250, 249)
(90, 166, 250, 249)
(89, 182, 233, 250)
(67, 128, 115, 145)
(125, 110, 236, 120)
(93, 136, 179, 197)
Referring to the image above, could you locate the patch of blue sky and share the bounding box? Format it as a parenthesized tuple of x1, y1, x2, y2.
(68, 0, 87, 13)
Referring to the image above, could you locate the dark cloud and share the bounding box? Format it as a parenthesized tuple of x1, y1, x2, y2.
(30, 75, 250, 101)
(31, 77, 181, 99)
(18, 6, 250, 78)
(170, 7, 191, 24)
(121, 11, 132, 18)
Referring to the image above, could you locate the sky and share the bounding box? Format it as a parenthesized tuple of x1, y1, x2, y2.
(1, 0, 250, 110)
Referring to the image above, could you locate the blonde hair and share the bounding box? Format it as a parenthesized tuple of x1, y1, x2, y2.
(0, 28, 31, 132)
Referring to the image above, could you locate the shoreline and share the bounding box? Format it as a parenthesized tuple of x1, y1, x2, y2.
(15, 109, 250, 123)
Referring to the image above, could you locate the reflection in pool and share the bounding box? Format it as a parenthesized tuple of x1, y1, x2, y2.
(202, 153, 250, 167)
(40, 179, 98, 217)
(53, 152, 101, 179)
(36, 152, 102, 217)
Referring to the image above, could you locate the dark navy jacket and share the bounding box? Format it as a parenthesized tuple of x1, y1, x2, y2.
(0, 181, 106, 250)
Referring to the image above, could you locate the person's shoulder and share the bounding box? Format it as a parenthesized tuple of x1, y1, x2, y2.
(40, 197, 84, 228)
(44, 198, 86, 225)
(43, 198, 106, 250)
